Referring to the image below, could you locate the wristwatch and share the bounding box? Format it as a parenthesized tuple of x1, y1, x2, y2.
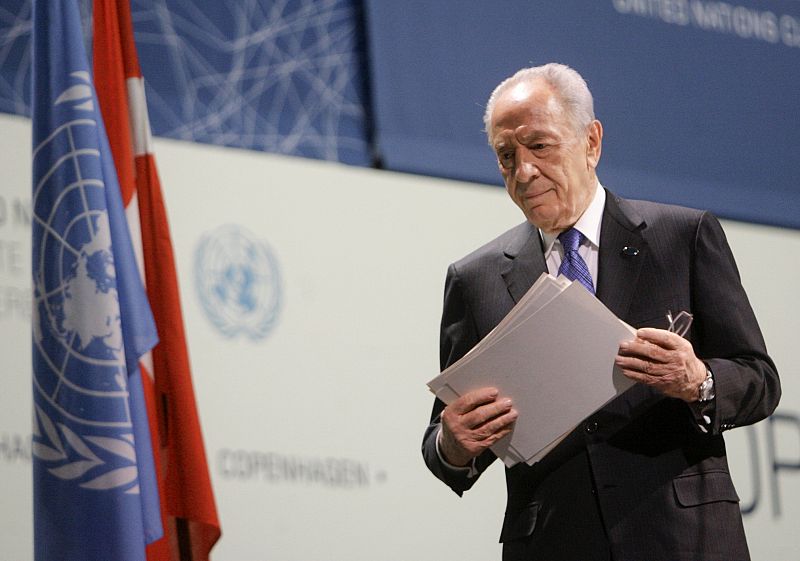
(698, 367, 715, 402)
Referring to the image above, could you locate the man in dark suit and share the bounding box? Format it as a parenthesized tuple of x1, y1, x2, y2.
(422, 63, 781, 561)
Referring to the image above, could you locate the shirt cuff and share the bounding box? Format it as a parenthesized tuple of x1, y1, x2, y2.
(689, 399, 714, 433)
(435, 426, 479, 478)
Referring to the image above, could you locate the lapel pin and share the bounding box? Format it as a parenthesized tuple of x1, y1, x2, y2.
(621, 246, 640, 257)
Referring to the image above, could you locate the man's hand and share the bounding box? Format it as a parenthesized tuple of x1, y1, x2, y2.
(439, 387, 518, 467)
(615, 327, 707, 402)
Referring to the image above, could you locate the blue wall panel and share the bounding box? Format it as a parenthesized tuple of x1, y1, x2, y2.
(364, 0, 800, 228)
(2, 0, 798, 227)
(0, 0, 372, 165)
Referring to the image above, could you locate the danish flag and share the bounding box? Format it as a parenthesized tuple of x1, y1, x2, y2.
(92, 2, 221, 559)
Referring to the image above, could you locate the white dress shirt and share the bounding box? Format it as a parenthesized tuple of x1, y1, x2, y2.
(540, 181, 604, 283)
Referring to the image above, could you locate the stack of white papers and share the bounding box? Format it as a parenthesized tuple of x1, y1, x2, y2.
(428, 273, 637, 467)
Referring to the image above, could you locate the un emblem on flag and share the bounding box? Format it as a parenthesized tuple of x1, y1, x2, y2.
(31, 71, 156, 495)
(194, 224, 282, 339)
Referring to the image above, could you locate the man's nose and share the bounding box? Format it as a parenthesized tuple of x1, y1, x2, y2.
(515, 157, 540, 183)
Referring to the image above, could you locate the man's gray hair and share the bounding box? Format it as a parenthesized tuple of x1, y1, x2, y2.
(483, 63, 595, 142)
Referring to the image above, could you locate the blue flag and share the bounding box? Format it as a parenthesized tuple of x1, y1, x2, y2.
(31, 2, 163, 560)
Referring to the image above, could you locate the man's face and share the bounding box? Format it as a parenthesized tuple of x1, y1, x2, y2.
(489, 79, 602, 234)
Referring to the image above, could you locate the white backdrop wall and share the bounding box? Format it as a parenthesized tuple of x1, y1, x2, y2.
(1, 112, 799, 560)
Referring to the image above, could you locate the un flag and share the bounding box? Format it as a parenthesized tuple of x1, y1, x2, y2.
(31, 1, 162, 560)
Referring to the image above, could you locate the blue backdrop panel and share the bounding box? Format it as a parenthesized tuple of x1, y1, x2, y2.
(129, 0, 372, 165)
(364, 0, 800, 229)
(0, 0, 372, 166)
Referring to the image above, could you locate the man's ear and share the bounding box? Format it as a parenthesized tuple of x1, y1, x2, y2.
(586, 120, 603, 169)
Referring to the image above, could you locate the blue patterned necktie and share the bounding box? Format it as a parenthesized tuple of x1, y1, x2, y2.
(558, 228, 595, 294)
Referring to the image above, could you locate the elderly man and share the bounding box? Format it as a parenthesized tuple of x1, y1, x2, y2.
(422, 63, 780, 561)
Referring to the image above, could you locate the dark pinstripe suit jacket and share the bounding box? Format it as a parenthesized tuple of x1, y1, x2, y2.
(422, 191, 780, 561)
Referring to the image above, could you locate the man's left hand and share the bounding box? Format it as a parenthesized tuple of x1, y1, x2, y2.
(615, 327, 707, 402)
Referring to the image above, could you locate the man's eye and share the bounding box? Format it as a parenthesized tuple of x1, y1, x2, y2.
(498, 153, 515, 169)
(531, 143, 547, 151)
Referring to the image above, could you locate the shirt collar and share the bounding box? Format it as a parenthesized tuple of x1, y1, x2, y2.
(541, 181, 605, 256)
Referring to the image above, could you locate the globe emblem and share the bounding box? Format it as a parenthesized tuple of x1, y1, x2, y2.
(32, 76, 132, 428)
(194, 225, 282, 339)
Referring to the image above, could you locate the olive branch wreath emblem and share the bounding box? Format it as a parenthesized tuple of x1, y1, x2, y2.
(32, 405, 141, 494)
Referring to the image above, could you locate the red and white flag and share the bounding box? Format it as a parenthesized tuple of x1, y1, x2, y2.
(92, 2, 221, 560)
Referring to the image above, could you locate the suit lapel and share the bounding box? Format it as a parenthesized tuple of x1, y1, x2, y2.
(501, 222, 547, 304)
(499, 192, 647, 314)
(596, 192, 647, 321)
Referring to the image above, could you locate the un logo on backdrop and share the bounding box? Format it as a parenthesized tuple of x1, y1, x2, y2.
(194, 225, 282, 339)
